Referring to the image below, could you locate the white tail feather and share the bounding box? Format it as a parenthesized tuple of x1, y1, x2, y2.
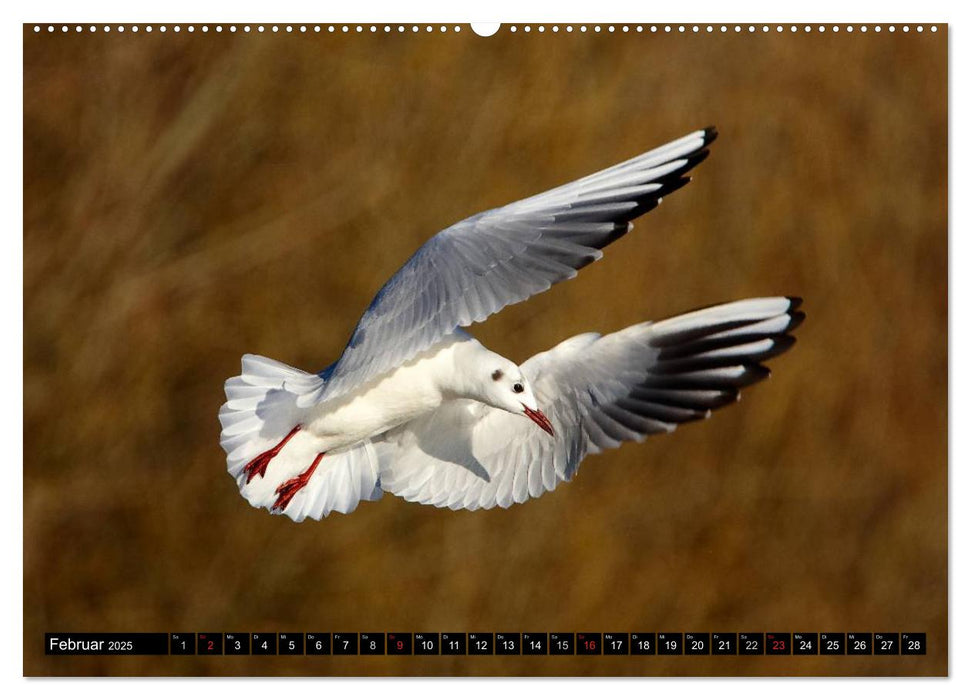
(219, 354, 383, 521)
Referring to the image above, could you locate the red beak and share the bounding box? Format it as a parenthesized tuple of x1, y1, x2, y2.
(522, 404, 554, 436)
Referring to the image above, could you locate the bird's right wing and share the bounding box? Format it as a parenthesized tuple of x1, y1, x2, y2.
(308, 128, 718, 406)
(376, 297, 803, 511)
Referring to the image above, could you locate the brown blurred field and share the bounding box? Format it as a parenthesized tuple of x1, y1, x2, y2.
(23, 25, 947, 676)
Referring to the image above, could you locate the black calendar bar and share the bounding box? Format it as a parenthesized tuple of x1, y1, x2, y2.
(279, 633, 303, 655)
(631, 633, 656, 654)
(360, 633, 385, 655)
(170, 633, 194, 655)
(468, 632, 494, 655)
(415, 633, 439, 655)
(766, 632, 791, 655)
(225, 633, 249, 655)
(252, 633, 276, 655)
(604, 633, 628, 655)
(874, 633, 898, 655)
(496, 632, 521, 655)
(794, 632, 818, 655)
(657, 632, 683, 655)
(821, 632, 846, 655)
(523, 633, 548, 655)
(388, 633, 413, 655)
(306, 633, 331, 655)
(739, 632, 764, 655)
(902, 633, 926, 655)
(44, 631, 928, 656)
(550, 632, 574, 655)
(45, 633, 169, 655)
(441, 633, 466, 655)
(577, 632, 602, 655)
(198, 633, 222, 655)
(685, 633, 710, 655)
(713, 633, 736, 655)
(333, 633, 358, 655)
(848, 633, 873, 655)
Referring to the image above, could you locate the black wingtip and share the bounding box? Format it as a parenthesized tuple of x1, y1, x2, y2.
(683, 148, 711, 171)
(763, 333, 796, 359)
(787, 310, 806, 333)
(664, 175, 693, 196)
(738, 364, 772, 387)
(787, 296, 803, 311)
(657, 149, 710, 187)
(702, 126, 719, 145)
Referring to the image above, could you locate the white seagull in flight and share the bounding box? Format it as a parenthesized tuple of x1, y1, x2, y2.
(219, 127, 803, 521)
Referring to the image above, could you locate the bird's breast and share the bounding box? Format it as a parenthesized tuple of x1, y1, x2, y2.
(303, 338, 466, 450)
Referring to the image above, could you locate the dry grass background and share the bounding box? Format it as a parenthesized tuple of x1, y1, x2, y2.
(23, 25, 947, 676)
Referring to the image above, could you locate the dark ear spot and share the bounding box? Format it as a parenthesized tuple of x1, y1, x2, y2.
(492, 369, 503, 381)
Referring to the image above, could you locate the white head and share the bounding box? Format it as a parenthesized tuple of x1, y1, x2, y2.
(471, 354, 554, 436)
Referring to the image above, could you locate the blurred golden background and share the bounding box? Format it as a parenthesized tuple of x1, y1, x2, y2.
(24, 25, 947, 676)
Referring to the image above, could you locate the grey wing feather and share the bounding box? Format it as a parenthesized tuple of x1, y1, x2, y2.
(376, 297, 803, 510)
(313, 128, 718, 404)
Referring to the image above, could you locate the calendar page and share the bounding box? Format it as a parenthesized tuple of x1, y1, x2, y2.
(23, 20, 947, 677)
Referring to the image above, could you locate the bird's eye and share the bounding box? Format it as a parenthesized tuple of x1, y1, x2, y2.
(513, 383, 524, 394)
(492, 369, 503, 381)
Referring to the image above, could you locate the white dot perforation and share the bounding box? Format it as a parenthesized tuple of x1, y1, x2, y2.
(28, 23, 940, 36)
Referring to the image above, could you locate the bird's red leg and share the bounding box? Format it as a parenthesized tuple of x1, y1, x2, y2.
(243, 425, 301, 484)
(272, 453, 325, 512)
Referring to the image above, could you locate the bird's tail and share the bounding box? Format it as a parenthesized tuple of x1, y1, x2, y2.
(218, 354, 382, 522)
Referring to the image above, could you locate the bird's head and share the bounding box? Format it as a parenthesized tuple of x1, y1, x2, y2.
(480, 361, 554, 436)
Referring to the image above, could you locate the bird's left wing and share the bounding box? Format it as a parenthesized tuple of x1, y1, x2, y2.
(308, 128, 717, 405)
(376, 297, 803, 511)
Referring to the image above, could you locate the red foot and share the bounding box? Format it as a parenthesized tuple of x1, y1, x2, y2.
(272, 453, 325, 512)
(243, 425, 301, 484)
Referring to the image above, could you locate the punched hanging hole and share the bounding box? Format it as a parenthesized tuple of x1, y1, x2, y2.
(471, 23, 501, 37)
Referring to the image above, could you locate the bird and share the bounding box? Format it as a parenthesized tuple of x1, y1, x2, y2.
(218, 126, 803, 522)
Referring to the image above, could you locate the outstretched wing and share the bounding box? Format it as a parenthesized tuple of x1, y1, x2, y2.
(376, 297, 803, 511)
(309, 128, 718, 405)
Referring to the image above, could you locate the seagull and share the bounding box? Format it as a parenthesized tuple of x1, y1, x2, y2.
(219, 127, 803, 522)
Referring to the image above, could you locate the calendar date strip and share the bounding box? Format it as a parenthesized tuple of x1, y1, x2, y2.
(45, 632, 927, 656)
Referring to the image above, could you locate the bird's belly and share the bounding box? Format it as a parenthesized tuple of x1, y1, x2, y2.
(303, 365, 443, 451)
